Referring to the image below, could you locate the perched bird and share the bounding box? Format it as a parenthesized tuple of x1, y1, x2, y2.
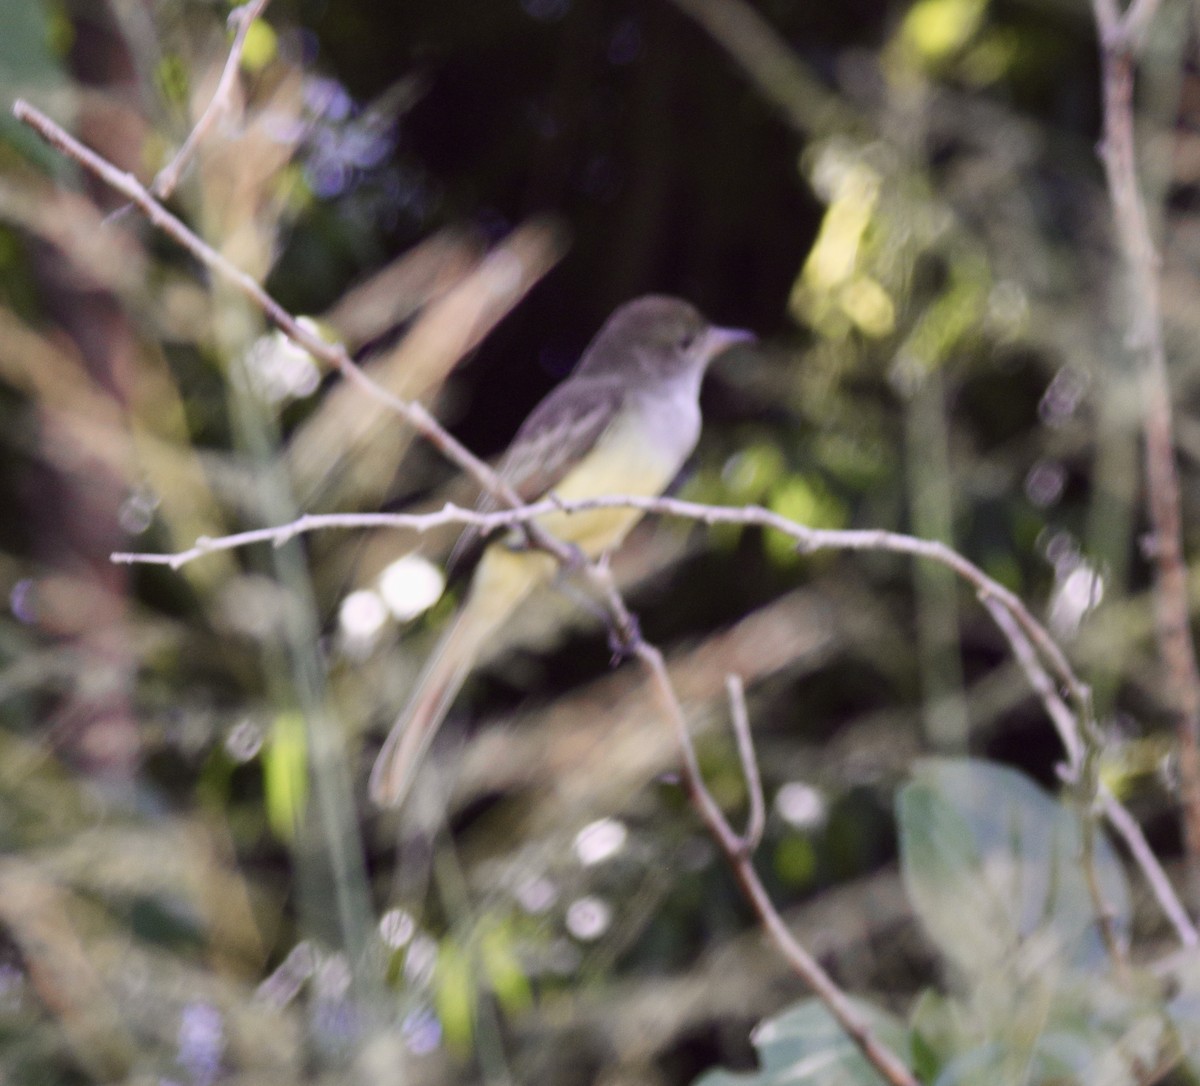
(369, 295, 754, 807)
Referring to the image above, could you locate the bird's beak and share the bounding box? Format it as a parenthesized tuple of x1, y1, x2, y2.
(704, 324, 757, 360)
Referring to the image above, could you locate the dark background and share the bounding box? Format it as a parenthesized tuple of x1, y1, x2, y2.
(1, 0, 1196, 1082)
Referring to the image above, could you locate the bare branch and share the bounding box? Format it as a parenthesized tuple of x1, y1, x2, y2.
(115, 487, 1199, 945)
(1090, 0, 1200, 880)
(151, 0, 273, 200)
(726, 674, 765, 853)
(1095, 0, 1164, 52)
(112, 491, 1086, 707)
(617, 598, 918, 1086)
(982, 597, 1129, 972)
(981, 597, 1086, 777)
(1122, 0, 1163, 47)
(486, 553, 917, 1082)
(1092, 0, 1122, 40)
(111, 511, 419, 568)
(1100, 788, 1199, 948)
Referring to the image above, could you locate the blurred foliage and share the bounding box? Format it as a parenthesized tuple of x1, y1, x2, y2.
(696, 998, 911, 1085)
(699, 760, 1192, 1084)
(1, 0, 1200, 1082)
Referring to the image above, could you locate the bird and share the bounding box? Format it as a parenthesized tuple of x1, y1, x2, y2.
(368, 294, 754, 807)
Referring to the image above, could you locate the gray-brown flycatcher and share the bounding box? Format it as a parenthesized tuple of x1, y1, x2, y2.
(369, 295, 753, 807)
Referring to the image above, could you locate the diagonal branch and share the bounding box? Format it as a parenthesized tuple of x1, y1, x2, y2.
(12, 100, 538, 521)
(1090, 0, 1200, 884)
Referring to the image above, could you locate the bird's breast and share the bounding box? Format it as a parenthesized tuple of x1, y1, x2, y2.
(533, 382, 701, 555)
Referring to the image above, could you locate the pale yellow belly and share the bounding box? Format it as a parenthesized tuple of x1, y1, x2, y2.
(533, 406, 685, 556)
(467, 393, 697, 626)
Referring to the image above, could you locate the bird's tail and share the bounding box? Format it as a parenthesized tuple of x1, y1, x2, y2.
(368, 545, 553, 807)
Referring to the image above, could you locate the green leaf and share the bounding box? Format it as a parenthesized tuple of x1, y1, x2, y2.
(0, 0, 70, 169)
(693, 998, 910, 1086)
(240, 18, 278, 72)
(435, 939, 477, 1051)
(897, 758, 1130, 980)
(909, 989, 968, 1079)
(930, 1010, 1166, 1086)
(773, 834, 817, 888)
(263, 710, 309, 842)
(722, 443, 786, 504)
(479, 921, 532, 1014)
(897, 0, 988, 66)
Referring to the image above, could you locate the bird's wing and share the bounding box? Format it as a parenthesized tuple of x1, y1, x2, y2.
(448, 376, 626, 568)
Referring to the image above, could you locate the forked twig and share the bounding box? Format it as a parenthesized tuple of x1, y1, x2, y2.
(727, 675, 765, 853)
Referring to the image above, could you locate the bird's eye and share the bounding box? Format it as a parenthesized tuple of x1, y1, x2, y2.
(678, 332, 697, 351)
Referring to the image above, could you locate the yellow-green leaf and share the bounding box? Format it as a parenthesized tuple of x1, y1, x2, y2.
(263, 710, 308, 842)
(435, 940, 477, 1051)
(479, 923, 532, 1014)
(240, 19, 277, 73)
(899, 0, 988, 64)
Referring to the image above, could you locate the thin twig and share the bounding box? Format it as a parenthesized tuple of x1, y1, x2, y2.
(1100, 788, 1198, 947)
(152, 0, 273, 199)
(109, 494, 1082, 702)
(1090, 0, 1200, 880)
(112, 490, 1089, 709)
(981, 597, 1086, 776)
(552, 562, 916, 1084)
(981, 598, 1124, 974)
(110, 511, 450, 568)
(982, 593, 1126, 975)
(114, 493, 1087, 712)
(1083, 788, 1132, 977)
(119, 489, 1200, 947)
(1092, 0, 1122, 41)
(621, 610, 919, 1086)
(726, 674, 765, 853)
(984, 596, 1198, 951)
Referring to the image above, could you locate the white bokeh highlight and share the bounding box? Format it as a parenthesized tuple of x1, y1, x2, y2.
(573, 818, 627, 866)
(379, 554, 446, 622)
